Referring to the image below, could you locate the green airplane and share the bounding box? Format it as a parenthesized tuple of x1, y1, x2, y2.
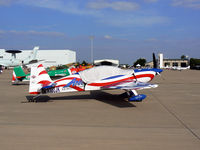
(12, 66, 77, 84)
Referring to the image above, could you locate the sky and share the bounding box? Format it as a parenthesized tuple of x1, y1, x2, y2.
(0, 0, 200, 64)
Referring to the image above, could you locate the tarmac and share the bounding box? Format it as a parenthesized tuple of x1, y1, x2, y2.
(0, 69, 200, 150)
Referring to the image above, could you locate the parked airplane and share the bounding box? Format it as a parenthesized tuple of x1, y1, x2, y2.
(27, 64, 162, 102)
(163, 65, 190, 71)
(0, 46, 39, 67)
(171, 66, 190, 71)
(12, 65, 79, 84)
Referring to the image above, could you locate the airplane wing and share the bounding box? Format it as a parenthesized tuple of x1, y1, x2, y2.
(102, 79, 158, 90)
(28, 59, 45, 64)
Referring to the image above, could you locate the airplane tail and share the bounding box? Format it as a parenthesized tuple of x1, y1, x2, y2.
(12, 70, 17, 83)
(30, 46, 39, 60)
(29, 46, 40, 61)
(29, 64, 53, 94)
(12, 66, 26, 83)
(23, 46, 39, 65)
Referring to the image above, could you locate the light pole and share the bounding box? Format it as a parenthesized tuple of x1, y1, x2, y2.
(90, 36, 94, 64)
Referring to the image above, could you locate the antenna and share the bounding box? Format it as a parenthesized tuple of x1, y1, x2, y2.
(6, 50, 22, 59)
(90, 36, 94, 64)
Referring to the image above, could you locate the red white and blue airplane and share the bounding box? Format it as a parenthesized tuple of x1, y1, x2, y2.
(28, 64, 162, 102)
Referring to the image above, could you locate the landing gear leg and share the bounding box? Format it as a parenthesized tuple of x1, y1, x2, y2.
(119, 90, 132, 98)
(128, 90, 146, 102)
(27, 95, 40, 103)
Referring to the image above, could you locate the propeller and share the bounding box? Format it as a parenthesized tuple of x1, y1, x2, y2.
(153, 53, 158, 69)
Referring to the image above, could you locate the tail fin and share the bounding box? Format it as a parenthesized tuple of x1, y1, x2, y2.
(12, 66, 26, 83)
(23, 46, 39, 65)
(29, 64, 53, 94)
(31, 46, 39, 60)
(14, 66, 26, 77)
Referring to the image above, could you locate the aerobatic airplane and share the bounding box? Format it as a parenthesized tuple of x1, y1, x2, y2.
(27, 64, 162, 102)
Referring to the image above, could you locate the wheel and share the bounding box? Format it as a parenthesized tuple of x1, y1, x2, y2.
(129, 94, 146, 102)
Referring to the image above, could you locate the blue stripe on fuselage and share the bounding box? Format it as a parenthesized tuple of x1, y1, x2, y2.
(102, 75, 124, 80)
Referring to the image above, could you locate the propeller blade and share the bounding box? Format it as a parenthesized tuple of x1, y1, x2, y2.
(153, 53, 157, 69)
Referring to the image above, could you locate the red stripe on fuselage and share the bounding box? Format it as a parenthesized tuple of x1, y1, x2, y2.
(29, 92, 40, 94)
(135, 74, 154, 80)
(88, 76, 135, 86)
(55, 84, 66, 87)
(69, 85, 84, 91)
(88, 73, 155, 87)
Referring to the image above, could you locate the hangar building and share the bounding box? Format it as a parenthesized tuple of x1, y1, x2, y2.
(94, 59, 119, 66)
(146, 53, 189, 68)
(0, 48, 76, 68)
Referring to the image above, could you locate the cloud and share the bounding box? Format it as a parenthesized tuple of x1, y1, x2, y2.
(172, 0, 200, 9)
(145, 38, 159, 42)
(98, 14, 170, 27)
(87, 0, 140, 11)
(104, 35, 112, 39)
(17, 0, 96, 16)
(17, 0, 169, 26)
(144, 0, 158, 3)
(0, 30, 66, 37)
(0, 30, 5, 34)
(0, 0, 14, 6)
(1, 0, 140, 12)
(0, 0, 170, 27)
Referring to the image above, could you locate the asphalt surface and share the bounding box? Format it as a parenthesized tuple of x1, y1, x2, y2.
(0, 69, 200, 150)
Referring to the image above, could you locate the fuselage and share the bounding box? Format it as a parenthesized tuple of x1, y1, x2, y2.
(0, 59, 22, 67)
(40, 68, 162, 94)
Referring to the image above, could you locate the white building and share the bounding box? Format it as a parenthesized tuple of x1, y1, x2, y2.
(0, 48, 76, 68)
(158, 53, 164, 68)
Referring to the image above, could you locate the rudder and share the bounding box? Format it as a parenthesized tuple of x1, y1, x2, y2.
(12, 66, 26, 83)
(29, 64, 53, 94)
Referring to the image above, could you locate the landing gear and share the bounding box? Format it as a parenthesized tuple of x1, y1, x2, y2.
(26, 95, 40, 103)
(120, 90, 147, 102)
(129, 94, 146, 102)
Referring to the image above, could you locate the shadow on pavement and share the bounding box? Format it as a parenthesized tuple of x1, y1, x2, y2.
(25, 90, 136, 108)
